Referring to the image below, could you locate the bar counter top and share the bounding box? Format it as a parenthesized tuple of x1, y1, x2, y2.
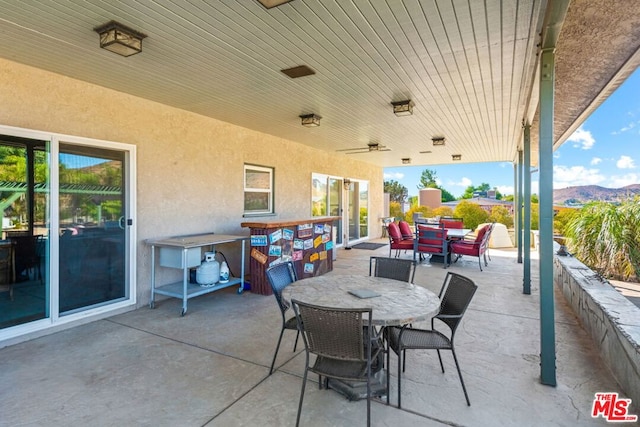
(240, 216, 340, 229)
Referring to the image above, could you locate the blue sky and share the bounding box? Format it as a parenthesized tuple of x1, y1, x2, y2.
(384, 68, 640, 198)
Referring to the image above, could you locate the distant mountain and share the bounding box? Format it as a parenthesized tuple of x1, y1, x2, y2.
(553, 184, 640, 205)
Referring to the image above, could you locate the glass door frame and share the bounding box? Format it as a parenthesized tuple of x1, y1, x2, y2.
(50, 134, 137, 324)
(0, 124, 136, 340)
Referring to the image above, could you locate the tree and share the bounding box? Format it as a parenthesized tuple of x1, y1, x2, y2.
(404, 205, 433, 224)
(417, 169, 438, 189)
(564, 198, 640, 281)
(432, 206, 454, 218)
(389, 201, 403, 219)
(453, 200, 489, 230)
(553, 207, 580, 235)
(488, 205, 513, 228)
(416, 168, 456, 202)
(384, 180, 408, 204)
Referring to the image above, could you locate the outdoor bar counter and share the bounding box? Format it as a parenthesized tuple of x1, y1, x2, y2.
(241, 216, 340, 295)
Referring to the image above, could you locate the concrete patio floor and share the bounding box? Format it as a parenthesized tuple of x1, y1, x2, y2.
(0, 241, 632, 426)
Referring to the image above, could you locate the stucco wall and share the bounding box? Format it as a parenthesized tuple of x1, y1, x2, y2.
(0, 58, 383, 308)
(554, 254, 640, 406)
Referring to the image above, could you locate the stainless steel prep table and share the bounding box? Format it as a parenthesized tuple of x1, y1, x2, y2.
(147, 233, 248, 316)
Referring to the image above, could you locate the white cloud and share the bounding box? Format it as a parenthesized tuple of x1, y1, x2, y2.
(618, 121, 638, 134)
(496, 185, 514, 195)
(553, 165, 606, 189)
(383, 172, 404, 180)
(452, 177, 472, 187)
(590, 157, 602, 165)
(567, 126, 595, 150)
(608, 173, 639, 188)
(616, 155, 635, 169)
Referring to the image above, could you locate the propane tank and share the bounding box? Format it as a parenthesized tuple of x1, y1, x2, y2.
(196, 251, 220, 286)
(219, 261, 230, 283)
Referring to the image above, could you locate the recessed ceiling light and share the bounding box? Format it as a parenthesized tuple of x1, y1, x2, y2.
(281, 65, 315, 78)
(402, 158, 411, 164)
(256, 0, 294, 9)
(452, 154, 462, 161)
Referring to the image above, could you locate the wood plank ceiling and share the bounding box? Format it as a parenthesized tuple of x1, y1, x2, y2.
(0, 0, 638, 168)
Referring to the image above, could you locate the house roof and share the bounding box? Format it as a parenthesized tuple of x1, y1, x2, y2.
(0, 0, 638, 168)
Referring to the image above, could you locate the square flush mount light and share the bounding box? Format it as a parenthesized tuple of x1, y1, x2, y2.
(94, 21, 146, 57)
(391, 100, 414, 116)
(300, 113, 321, 127)
(452, 154, 462, 161)
(402, 158, 411, 164)
(256, 0, 294, 9)
(432, 136, 446, 146)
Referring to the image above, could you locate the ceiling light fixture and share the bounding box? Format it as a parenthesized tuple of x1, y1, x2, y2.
(94, 21, 147, 57)
(432, 136, 446, 146)
(402, 158, 411, 164)
(300, 113, 321, 127)
(391, 100, 414, 116)
(256, 0, 294, 8)
(452, 154, 462, 161)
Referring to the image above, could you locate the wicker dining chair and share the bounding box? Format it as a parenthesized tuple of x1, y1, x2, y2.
(369, 256, 416, 283)
(265, 261, 300, 375)
(386, 272, 477, 408)
(291, 299, 379, 427)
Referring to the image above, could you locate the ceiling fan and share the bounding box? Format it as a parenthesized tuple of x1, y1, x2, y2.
(336, 142, 391, 154)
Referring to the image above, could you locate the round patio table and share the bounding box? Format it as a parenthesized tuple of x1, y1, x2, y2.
(282, 274, 440, 327)
(282, 274, 440, 401)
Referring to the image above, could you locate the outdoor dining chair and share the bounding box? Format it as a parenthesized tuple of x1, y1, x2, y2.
(369, 256, 416, 283)
(291, 299, 379, 427)
(413, 223, 450, 268)
(387, 222, 414, 258)
(450, 223, 494, 271)
(386, 272, 478, 408)
(265, 261, 300, 375)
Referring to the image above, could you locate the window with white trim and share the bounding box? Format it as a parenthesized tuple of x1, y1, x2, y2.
(244, 164, 274, 215)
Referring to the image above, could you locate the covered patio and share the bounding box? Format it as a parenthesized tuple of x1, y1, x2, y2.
(0, 244, 624, 426)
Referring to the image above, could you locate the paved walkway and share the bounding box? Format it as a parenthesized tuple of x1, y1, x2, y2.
(0, 241, 633, 426)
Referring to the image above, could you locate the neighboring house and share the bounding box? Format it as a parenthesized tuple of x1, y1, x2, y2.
(441, 197, 515, 216)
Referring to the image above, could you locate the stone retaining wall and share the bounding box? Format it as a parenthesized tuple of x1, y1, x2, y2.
(554, 254, 640, 405)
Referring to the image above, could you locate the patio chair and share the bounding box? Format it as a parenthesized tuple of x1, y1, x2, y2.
(386, 272, 477, 408)
(10, 234, 43, 283)
(0, 242, 16, 300)
(265, 261, 300, 375)
(387, 222, 414, 258)
(450, 223, 494, 271)
(291, 299, 379, 427)
(398, 220, 414, 240)
(413, 223, 450, 268)
(440, 217, 464, 229)
(369, 256, 416, 283)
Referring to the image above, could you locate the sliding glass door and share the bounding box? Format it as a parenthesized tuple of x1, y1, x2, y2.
(58, 144, 128, 314)
(0, 136, 49, 329)
(1, 130, 134, 332)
